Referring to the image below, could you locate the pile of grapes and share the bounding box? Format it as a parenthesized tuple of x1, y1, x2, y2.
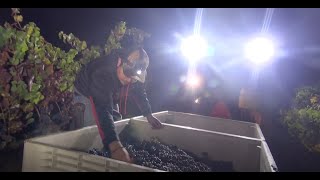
(87, 136, 234, 172)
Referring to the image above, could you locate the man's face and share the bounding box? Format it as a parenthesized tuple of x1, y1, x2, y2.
(116, 50, 141, 85)
(127, 50, 140, 63)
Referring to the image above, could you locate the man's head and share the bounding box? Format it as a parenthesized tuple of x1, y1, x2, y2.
(116, 47, 149, 85)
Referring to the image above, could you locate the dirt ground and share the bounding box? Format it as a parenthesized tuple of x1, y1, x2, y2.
(0, 147, 23, 172)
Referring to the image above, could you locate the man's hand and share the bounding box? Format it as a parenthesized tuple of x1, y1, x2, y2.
(146, 114, 163, 129)
(109, 141, 132, 163)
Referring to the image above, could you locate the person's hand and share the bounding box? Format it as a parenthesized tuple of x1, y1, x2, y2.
(111, 148, 131, 163)
(109, 141, 132, 163)
(146, 114, 163, 129)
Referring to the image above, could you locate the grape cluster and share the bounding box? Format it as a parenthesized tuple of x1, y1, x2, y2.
(87, 137, 234, 172)
(88, 148, 110, 158)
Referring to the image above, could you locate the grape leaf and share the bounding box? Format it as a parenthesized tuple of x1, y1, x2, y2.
(11, 8, 20, 14)
(0, 51, 10, 66)
(22, 103, 34, 112)
(26, 112, 33, 119)
(14, 15, 23, 23)
(81, 41, 87, 50)
(26, 118, 34, 126)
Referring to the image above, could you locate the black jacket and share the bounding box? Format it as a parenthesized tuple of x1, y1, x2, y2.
(74, 53, 152, 146)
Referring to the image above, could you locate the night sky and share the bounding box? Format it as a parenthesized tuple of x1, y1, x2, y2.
(1, 8, 320, 113)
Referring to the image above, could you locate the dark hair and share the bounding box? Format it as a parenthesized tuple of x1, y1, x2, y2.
(118, 46, 146, 64)
(118, 32, 144, 61)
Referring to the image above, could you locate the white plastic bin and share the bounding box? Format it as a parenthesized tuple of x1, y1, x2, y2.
(127, 120, 276, 172)
(22, 116, 277, 172)
(133, 111, 265, 140)
(22, 119, 160, 172)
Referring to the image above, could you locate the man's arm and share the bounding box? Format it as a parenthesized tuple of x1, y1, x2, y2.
(91, 95, 131, 162)
(90, 93, 119, 147)
(88, 68, 120, 146)
(82, 57, 131, 163)
(129, 82, 162, 128)
(129, 82, 152, 117)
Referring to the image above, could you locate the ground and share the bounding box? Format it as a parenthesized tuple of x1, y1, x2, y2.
(0, 147, 23, 172)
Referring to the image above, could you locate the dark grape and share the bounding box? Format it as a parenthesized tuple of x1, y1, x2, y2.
(87, 137, 234, 172)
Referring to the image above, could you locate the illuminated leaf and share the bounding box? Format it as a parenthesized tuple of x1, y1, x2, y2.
(14, 15, 23, 23)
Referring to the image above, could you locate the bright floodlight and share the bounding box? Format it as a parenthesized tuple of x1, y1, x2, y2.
(137, 70, 142, 75)
(244, 37, 275, 65)
(180, 35, 208, 62)
(186, 74, 200, 88)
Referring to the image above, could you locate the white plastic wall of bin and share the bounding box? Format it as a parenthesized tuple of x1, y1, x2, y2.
(22, 140, 159, 172)
(260, 141, 278, 172)
(128, 119, 276, 172)
(132, 111, 264, 140)
(25, 119, 130, 152)
(22, 117, 277, 172)
(22, 119, 161, 172)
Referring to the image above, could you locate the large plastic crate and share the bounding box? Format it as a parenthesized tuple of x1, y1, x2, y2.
(22, 114, 277, 172)
(133, 111, 265, 140)
(22, 119, 159, 172)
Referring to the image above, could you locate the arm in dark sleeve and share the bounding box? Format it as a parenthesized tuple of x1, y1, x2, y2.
(92, 95, 120, 148)
(89, 70, 119, 148)
(129, 82, 152, 117)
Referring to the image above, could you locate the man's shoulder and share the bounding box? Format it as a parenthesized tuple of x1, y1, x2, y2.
(89, 54, 116, 65)
(87, 55, 117, 72)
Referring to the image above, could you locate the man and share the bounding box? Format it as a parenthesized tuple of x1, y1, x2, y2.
(211, 100, 231, 119)
(73, 46, 163, 163)
(209, 86, 231, 119)
(238, 86, 260, 123)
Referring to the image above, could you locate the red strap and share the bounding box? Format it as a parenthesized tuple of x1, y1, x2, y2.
(119, 86, 124, 115)
(124, 83, 130, 115)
